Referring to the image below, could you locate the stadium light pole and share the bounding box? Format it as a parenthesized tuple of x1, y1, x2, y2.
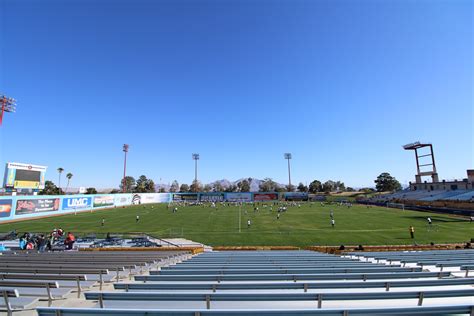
(122, 144, 129, 193)
(192, 153, 200, 186)
(284, 153, 292, 190)
(0, 94, 17, 126)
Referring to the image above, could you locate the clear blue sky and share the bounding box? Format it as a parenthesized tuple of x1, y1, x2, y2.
(0, 0, 472, 189)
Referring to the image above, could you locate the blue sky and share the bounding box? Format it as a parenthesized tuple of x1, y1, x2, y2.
(0, 0, 472, 189)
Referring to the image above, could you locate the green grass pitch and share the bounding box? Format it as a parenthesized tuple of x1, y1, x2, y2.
(0, 203, 471, 247)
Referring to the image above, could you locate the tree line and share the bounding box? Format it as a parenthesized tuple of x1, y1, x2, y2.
(39, 172, 402, 195)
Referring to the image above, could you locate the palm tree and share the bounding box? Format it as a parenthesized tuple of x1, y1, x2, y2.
(65, 173, 73, 194)
(57, 167, 64, 194)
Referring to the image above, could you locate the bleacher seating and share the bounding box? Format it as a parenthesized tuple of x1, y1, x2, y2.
(0, 250, 188, 314)
(35, 250, 474, 315)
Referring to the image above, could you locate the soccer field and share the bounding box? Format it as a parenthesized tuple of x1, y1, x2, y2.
(0, 202, 471, 247)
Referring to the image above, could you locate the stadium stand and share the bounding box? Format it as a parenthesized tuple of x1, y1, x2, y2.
(0, 250, 189, 315)
(35, 250, 474, 315)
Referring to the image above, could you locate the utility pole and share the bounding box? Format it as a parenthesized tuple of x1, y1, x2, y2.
(122, 144, 129, 193)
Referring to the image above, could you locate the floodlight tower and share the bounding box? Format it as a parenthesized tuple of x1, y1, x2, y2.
(192, 153, 200, 184)
(403, 141, 439, 183)
(284, 153, 292, 189)
(0, 94, 17, 126)
(122, 144, 129, 193)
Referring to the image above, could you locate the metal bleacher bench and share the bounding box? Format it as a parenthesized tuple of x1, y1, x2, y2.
(84, 288, 474, 309)
(152, 267, 422, 275)
(0, 280, 60, 303)
(0, 288, 38, 316)
(115, 277, 474, 292)
(135, 271, 451, 282)
(0, 273, 88, 297)
(35, 304, 474, 316)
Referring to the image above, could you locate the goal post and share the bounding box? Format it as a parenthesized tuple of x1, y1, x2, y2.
(386, 202, 405, 211)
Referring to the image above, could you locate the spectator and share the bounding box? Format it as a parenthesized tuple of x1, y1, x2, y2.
(64, 232, 76, 250)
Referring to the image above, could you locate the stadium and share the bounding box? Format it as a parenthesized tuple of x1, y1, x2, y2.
(0, 0, 472, 315)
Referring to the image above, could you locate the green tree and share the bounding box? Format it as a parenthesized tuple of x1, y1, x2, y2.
(238, 179, 251, 192)
(335, 181, 345, 192)
(259, 178, 279, 192)
(346, 187, 355, 192)
(135, 175, 155, 193)
(169, 180, 179, 193)
(203, 184, 212, 192)
(179, 183, 190, 192)
(120, 176, 136, 193)
(85, 187, 97, 194)
(322, 180, 335, 193)
(286, 184, 296, 192)
(39, 180, 63, 195)
(190, 180, 202, 192)
(65, 173, 73, 194)
(225, 184, 238, 192)
(374, 172, 402, 192)
(308, 180, 322, 193)
(297, 182, 308, 192)
(159, 187, 166, 193)
(213, 182, 224, 192)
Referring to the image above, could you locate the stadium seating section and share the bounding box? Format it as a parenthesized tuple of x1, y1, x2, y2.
(0, 249, 467, 315)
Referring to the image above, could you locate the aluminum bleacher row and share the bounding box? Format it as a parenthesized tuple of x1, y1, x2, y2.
(38, 250, 474, 316)
(0, 250, 188, 316)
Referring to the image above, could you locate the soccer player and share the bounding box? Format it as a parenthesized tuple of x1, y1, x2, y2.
(409, 226, 415, 239)
(331, 218, 335, 228)
(427, 217, 432, 225)
(101, 218, 105, 227)
(136, 215, 140, 223)
(247, 219, 251, 228)
(277, 213, 280, 220)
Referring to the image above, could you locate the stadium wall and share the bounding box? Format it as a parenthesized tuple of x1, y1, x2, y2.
(0, 192, 308, 223)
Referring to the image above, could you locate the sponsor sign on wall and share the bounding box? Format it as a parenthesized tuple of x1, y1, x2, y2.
(254, 193, 279, 201)
(93, 195, 114, 208)
(225, 192, 252, 202)
(284, 192, 309, 201)
(173, 193, 198, 201)
(16, 198, 60, 215)
(114, 194, 132, 206)
(138, 193, 172, 204)
(200, 193, 225, 202)
(0, 199, 12, 218)
(62, 197, 93, 210)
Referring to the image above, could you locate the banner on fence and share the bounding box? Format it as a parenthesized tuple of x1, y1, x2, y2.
(0, 199, 12, 218)
(16, 198, 60, 215)
(93, 195, 114, 208)
(225, 192, 252, 202)
(254, 193, 279, 201)
(200, 193, 225, 202)
(63, 197, 93, 211)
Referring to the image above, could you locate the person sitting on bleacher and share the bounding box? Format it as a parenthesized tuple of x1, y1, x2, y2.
(64, 232, 76, 250)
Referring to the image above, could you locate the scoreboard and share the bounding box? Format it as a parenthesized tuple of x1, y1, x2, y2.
(3, 162, 47, 190)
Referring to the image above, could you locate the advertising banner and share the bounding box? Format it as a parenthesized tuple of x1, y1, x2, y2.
(62, 197, 93, 211)
(308, 194, 326, 201)
(284, 192, 309, 201)
(225, 192, 252, 202)
(200, 193, 225, 202)
(254, 193, 279, 201)
(114, 194, 132, 207)
(16, 198, 60, 215)
(173, 193, 198, 201)
(138, 193, 172, 204)
(93, 195, 114, 208)
(0, 199, 12, 218)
